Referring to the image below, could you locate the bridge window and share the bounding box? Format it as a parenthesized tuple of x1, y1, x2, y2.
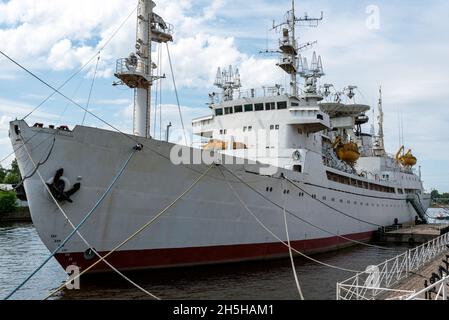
(277, 101, 287, 110)
(244, 104, 253, 112)
(317, 114, 324, 120)
(265, 102, 276, 110)
(255, 103, 264, 111)
(234, 105, 243, 113)
(215, 108, 223, 116)
(291, 102, 299, 107)
(225, 107, 233, 115)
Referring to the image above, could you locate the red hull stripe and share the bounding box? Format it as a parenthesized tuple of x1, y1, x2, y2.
(55, 231, 374, 272)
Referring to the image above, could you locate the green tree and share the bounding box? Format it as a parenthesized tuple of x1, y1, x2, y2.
(10, 159, 21, 180)
(2, 159, 21, 185)
(431, 189, 440, 200)
(0, 165, 6, 183)
(3, 173, 20, 185)
(0, 191, 17, 213)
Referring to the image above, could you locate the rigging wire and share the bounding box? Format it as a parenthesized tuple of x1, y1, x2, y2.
(14, 5, 137, 121)
(82, 56, 101, 126)
(218, 166, 362, 274)
(220, 165, 392, 251)
(166, 43, 188, 146)
(153, 44, 161, 138)
(58, 73, 88, 123)
(159, 43, 163, 141)
(0, 50, 139, 145)
(45, 164, 214, 300)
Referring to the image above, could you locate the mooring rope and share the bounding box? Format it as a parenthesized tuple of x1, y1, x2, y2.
(13, 136, 56, 190)
(16, 136, 160, 300)
(220, 165, 391, 251)
(283, 176, 382, 228)
(281, 179, 305, 300)
(3, 136, 145, 300)
(44, 164, 214, 300)
(218, 166, 363, 273)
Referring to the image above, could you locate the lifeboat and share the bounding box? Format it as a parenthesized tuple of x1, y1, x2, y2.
(204, 139, 226, 150)
(396, 146, 417, 167)
(203, 140, 247, 150)
(332, 136, 360, 164)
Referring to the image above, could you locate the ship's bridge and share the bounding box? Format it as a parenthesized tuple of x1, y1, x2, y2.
(192, 93, 330, 139)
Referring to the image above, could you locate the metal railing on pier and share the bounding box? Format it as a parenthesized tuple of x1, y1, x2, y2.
(336, 232, 449, 300)
(405, 275, 448, 300)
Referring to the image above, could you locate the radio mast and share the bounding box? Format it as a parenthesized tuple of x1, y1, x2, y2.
(114, 0, 173, 138)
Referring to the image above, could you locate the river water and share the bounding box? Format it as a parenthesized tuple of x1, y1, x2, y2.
(0, 208, 447, 300)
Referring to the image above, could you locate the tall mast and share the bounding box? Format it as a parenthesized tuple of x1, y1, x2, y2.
(115, 0, 173, 138)
(373, 85, 386, 156)
(290, 0, 298, 96)
(274, 1, 323, 97)
(377, 86, 385, 150)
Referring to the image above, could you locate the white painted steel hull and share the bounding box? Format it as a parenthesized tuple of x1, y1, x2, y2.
(10, 120, 430, 272)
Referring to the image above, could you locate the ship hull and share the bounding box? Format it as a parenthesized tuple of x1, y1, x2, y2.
(10, 120, 429, 272)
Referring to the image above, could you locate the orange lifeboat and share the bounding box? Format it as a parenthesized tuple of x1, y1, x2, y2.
(203, 140, 247, 150)
(204, 139, 227, 150)
(332, 136, 360, 164)
(396, 146, 417, 167)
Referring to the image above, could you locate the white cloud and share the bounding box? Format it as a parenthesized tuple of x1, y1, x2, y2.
(0, 98, 59, 121)
(1, 0, 449, 189)
(115, 102, 205, 145)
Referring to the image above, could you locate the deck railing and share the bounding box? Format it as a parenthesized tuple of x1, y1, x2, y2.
(336, 232, 449, 300)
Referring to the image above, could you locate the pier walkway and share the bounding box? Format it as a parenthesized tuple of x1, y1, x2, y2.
(379, 224, 449, 244)
(336, 230, 449, 300)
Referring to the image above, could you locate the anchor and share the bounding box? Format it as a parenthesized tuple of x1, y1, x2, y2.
(46, 168, 81, 203)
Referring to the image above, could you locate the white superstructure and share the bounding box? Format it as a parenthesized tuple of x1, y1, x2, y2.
(8, 0, 431, 273)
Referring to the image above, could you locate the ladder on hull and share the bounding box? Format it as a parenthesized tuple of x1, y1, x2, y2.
(407, 194, 428, 224)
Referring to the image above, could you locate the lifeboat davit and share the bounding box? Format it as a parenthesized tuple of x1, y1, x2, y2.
(396, 146, 417, 167)
(332, 136, 360, 164)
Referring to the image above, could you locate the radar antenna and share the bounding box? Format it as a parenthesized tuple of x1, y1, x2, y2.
(213, 65, 242, 101)
(271, 0, 323, 96)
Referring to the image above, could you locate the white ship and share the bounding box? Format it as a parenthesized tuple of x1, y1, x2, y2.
(9, 0, 431, 272)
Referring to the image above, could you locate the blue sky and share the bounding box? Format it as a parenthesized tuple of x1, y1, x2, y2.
(0, 0, 448, 191)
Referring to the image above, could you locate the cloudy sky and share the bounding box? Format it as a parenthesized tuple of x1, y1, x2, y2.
(0, 0, 448, 191)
